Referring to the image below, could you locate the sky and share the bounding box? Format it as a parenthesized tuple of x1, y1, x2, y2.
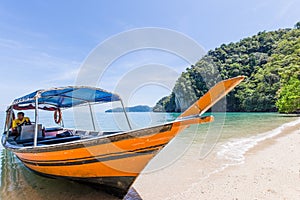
(0, 0, 299, 111)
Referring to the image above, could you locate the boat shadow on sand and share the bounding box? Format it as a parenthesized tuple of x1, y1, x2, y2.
(0, 149, 142, 200)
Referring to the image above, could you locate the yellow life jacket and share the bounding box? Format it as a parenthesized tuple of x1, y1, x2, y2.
(12, 117, 31, 129)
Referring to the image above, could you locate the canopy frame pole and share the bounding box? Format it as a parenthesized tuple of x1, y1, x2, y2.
(88, 103, 96, 131)
(3, 114, 7, 134)
(4, 107, 13, 143)
(33, 95, 39, 147)
(120, 100, 132, 130)
(61, 117, 64, 128)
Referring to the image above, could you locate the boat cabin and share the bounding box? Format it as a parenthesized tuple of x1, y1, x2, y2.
(3, 86, 132, 148)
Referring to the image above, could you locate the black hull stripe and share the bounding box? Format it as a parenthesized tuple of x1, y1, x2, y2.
(18, 142, 167, 164)
(20, 147, 159, 166)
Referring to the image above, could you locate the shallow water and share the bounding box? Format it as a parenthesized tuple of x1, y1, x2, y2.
(0, 112, 299, 199)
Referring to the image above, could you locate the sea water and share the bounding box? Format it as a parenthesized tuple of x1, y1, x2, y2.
(0, 112, 299, 199)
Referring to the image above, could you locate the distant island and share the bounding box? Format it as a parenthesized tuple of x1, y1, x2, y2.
(105, 105, 152, 112)
(153, 22, 300, 114)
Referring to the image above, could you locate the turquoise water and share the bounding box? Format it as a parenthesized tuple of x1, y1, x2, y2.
(0, 112, 299, 199)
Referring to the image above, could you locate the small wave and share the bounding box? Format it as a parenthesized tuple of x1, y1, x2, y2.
(217, 117, 300, 165)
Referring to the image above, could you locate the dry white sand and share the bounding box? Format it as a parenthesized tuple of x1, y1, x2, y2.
(134, 120, 300, 200)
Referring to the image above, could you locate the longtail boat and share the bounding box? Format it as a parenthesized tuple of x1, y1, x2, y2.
(2, 76, 244, 198)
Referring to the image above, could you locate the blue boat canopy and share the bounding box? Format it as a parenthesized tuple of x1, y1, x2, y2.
(11, 86, 121, 111)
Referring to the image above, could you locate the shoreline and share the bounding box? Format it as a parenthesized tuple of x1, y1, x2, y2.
(134, 118, 300, 199)
(191, 122, 300, 200)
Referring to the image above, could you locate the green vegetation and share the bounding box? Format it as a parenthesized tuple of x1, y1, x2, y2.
(153, 23, 300, 113)
(276, 77, 300, 113)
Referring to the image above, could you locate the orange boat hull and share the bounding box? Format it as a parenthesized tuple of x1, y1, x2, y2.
(5, 117, 212, 198)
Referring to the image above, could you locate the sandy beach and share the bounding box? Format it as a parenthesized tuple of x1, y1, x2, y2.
(134, 118, 300, 200)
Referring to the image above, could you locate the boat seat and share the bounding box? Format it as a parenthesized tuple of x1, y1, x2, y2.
(15, 136, 56, 145)
(22, 135, 81, 146)
(17, 124, 43, 141)
(45, 127, 64, 132)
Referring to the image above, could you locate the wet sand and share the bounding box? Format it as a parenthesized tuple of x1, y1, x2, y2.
(134, 119, 300, 199)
